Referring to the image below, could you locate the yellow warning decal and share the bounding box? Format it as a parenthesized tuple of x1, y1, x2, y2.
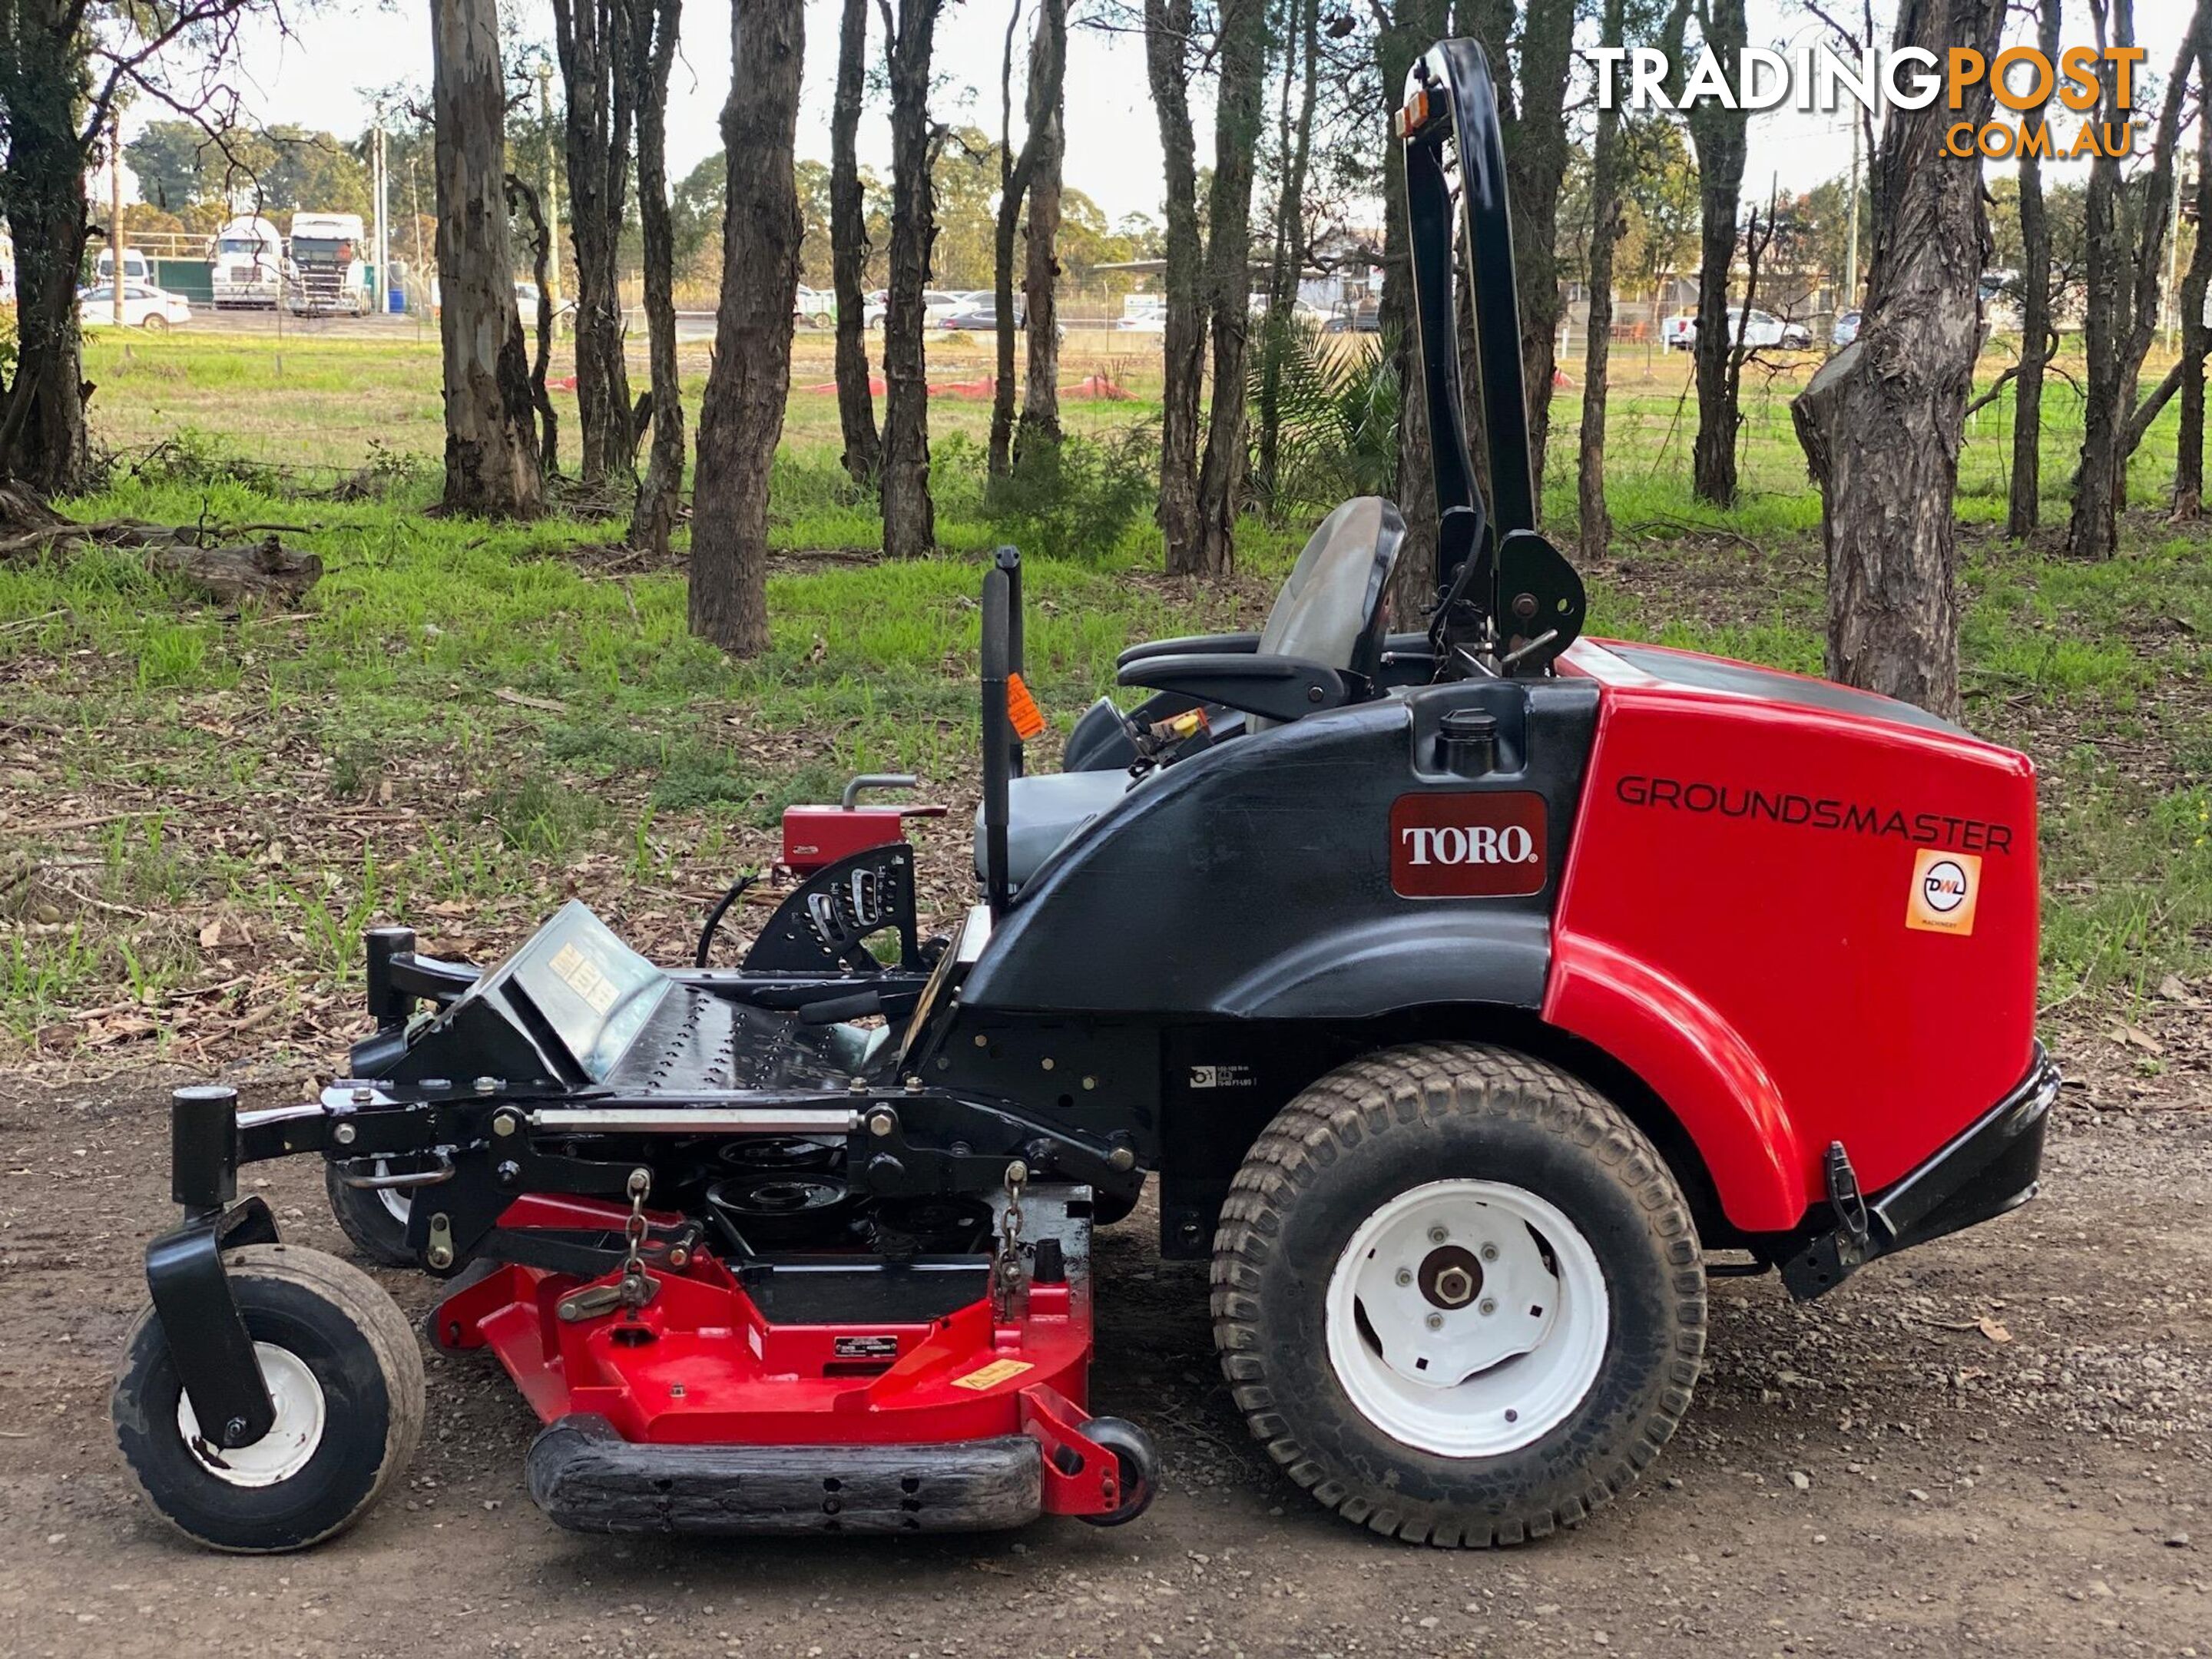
(951, 1358, 1034, 1392)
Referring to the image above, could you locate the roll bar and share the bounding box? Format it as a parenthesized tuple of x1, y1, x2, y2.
(979, 555, 1017, 919)
(1398, 39, 1584, 677)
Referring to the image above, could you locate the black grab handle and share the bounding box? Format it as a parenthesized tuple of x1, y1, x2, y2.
(980, 558, 1015, 919)
(993, 544, 1026, 779)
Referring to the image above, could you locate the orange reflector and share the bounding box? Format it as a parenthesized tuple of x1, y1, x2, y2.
(1006, 672, 1047, 740)
(1394, 88, 1429, 139)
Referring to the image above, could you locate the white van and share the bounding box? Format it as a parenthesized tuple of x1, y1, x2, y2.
(96, 247, 153, 286)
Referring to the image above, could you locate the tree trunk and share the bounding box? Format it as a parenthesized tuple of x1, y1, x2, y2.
(1577, 0, 1627, 563)
(1015, 0, 1067, 462)
(628, 0, 685, 555)
(830, 0, 882, 484)
(880, 0, 942, 560)
(1190, 0, 1269, 576)
(1144, 0, 1206, 571)
(552, 0, 641, 490)
(0, 0, 92, 496)
(2006, 0, 2061, 538)
(1469, 0, 1575, 512)
(432, 0, 546, 519)
(2067, 0, 2201, 558)
(1253, 0, 1320, 518)
(505, 173, 564, 475)
(989, 0, 1066, 480)
(2177, 38, 2212, 517)
(690, 0, 804, 654)
(1687, 0, 1749, 507)
(1791, 0, 2006, 720)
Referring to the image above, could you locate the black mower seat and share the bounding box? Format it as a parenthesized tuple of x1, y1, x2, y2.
(977, 498, 1407, 895)
(1247, 495, 1405, 728)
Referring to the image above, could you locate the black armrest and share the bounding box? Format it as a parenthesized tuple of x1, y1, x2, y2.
(1115, 631, 1262, 670)
(1118, 651, 1349, 725)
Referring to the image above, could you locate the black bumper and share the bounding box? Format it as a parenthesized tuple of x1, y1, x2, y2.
(526, 1414, 1045, 1535)
(1777, 1045, 2058, 1300)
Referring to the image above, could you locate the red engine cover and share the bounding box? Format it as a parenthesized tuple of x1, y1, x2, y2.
(1548, 641, 2041, 1232)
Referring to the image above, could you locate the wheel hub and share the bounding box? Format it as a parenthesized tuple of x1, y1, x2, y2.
(1325, 1180, 1610, 1459)
(1418, 1245, 1482, 1309)
(176, 1342, 328, 1488)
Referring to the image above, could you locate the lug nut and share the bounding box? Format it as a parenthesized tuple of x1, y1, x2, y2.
(1425, 1313, 1445, 1331)
(1479, 1297, 1498, 1316)
(1480, 1242, 1499, 1263)
(1432, 1266, 1475, 1306)
(1395, 1267, 1413, 1287)
(1428, 1225, 1449, 1244)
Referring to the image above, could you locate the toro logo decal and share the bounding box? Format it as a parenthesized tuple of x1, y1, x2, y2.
(1390, 792, 1548, 899)
(1906, 848, 1981, 935)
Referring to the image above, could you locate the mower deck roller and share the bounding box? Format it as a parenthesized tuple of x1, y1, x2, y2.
(115, 38, 2054, 1556)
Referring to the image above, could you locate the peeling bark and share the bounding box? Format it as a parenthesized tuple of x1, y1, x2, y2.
(1190, 0, 1269, 576)
(880, 0, 943, 559)
(552, 0, 641, 488)
(1015, 0, 1066, 463)
(690, 0, 803, 654)
(628, 0, 685, 555)
(989, 0, 1065, 480)
(1792, 0, 2006, 720)
(433, 0, 546, 519)
(1578, 0, 1628, 562)
(830, 0, 882, 484)
(1144, 0, 1205, 571)
(2007, 0, 2062, 538)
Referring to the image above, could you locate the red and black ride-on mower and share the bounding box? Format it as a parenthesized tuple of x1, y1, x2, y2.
(112, 39, 2057, 1555)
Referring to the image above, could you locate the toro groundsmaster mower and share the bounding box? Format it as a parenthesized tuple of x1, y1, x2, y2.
(111, 39, 2057, 1555)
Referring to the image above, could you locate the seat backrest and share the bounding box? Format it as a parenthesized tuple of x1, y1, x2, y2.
(1256, 497, 1406, 682)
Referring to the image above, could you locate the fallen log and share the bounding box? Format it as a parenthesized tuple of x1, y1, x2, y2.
(154, 535, 323, 605)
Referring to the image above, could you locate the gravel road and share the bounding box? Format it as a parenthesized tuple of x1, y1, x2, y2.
(2, 1050, 2206, 1658)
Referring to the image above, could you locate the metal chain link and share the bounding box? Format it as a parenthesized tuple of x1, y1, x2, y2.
(618, 1166, 654, 1309)
(993, 1158, 1028, 1318)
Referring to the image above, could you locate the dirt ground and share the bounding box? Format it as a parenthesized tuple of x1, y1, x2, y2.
(2, 1039, 2207, 1659)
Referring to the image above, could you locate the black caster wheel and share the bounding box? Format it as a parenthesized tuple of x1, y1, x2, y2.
(112, 1243, 426, 1552)
(325, 1157, 438, 1268)
(1078, 1416, 1160, 1527)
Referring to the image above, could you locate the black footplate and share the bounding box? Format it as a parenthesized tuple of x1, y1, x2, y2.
(526, 1415, 1043, 1535)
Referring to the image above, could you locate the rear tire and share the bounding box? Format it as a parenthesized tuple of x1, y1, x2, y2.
(1210, 1042, 1704, 1547)
(112, 1244, 426, 1552)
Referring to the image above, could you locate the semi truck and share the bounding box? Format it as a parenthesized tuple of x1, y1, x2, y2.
(209, 216, 286, 308)
(286, 212, 374, 316)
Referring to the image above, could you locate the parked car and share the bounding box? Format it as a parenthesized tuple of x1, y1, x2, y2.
(78, 281, 191, 331)
(1832, 309, 1862, 348)
(860, 290, 962, 329)
(939, 296, 1024, 332)
(1664, 308, 1813, 352)
(1323, 300, 1382, 334)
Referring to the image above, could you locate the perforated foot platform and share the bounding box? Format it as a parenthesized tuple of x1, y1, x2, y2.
(525, 1414, 1045, 1535)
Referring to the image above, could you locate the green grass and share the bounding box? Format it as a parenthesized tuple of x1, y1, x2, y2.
(1, 328, 2207, 1054)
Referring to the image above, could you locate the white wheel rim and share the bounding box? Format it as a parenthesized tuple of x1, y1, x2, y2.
(176, 1343, 328, 1486)
(1325, 1180, 1608, 1459)
(373, 1161, 412, 1228)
